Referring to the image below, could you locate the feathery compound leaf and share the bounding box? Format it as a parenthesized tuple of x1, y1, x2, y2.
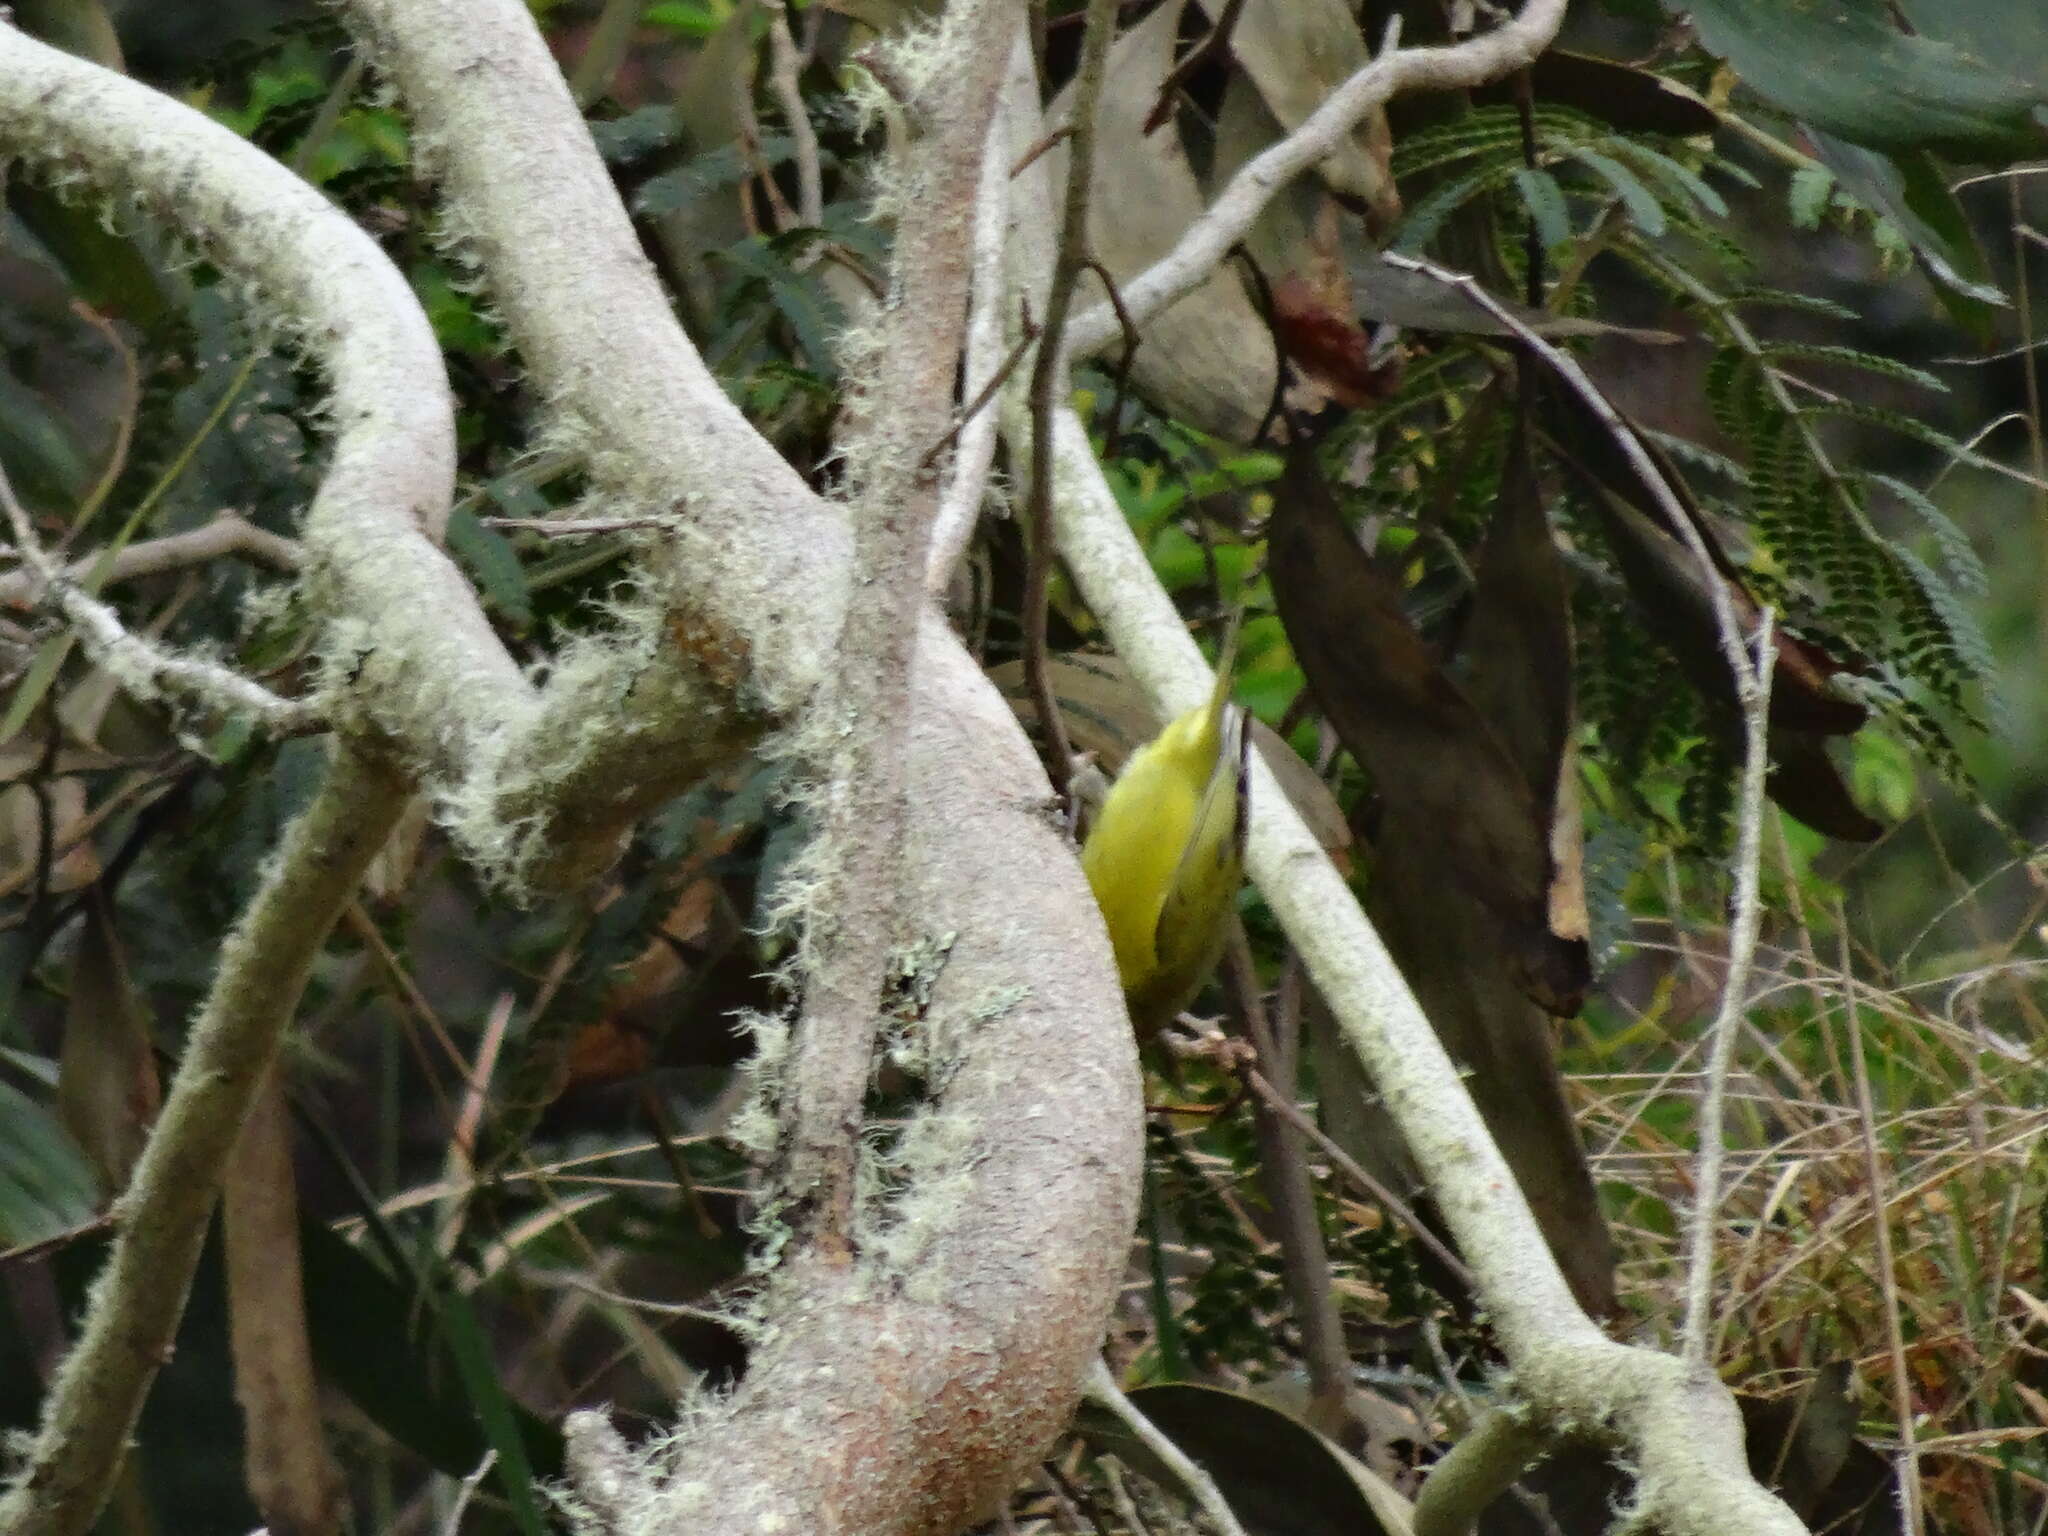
(1391, 105, 1596, 179)
(1389, 161, 1524, 253)
(1569, 147, 1667, 236)
(1864, 472, 1989, 595)
(1605, 140, 1730, 218)
(1641, 428, 1752, 488)
(1760, 342, 1948, 394)
(1732, 285, 1859, 321)
(715, 232, 848, 377)
(1797, 398, 2001, 474)
(637, 135, 798, 216)
(1789, 164, 1836, 229)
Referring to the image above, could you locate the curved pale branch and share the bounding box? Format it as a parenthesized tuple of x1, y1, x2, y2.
(342, 0, 849, 723)
(1065, 0, 1569, 357)
(0, 17, 833, 894)
(0, 744, 411, 1536)
(0, 24, 507, 727)
(1020, 344, 1810, 1536)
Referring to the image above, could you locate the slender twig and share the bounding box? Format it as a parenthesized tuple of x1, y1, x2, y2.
(1081, 1359, 1251, 1536)
(0, 1215, 116, 1267)
(731, 19, 798, 236)
(1228, 245, 1290, 448)
(1068, 0, 1573, 357)
(640, 1083, 722, 1240)
(1099, 1461, 1151, 1536)
(59, 300, 138, 545)
(2013, 180, 2048, 672)
(1009, 124, 1073, 179)
(0, 464, 319, 734)
(479, 514, 673, 537)
(1142, 0, 1247, 134)
(1839, 911, 1925, 1536)
(1680, 609, 1778, 1363)
(1077, 256, 1140, 460)
(1226, 922, 1351, 1436)
(764, 0, 823, 228)
(1025, 0, 1119, 806)
(1, 512, 300, 606)
(438, 1451, 498, 1536)
(1512, 66, 1543, 307)
(1239, 1066, 1474, 1288)
(1040, 1460, 1112, 1536)
(566, 0, 641, 104)
(921, 307, 1039, 473)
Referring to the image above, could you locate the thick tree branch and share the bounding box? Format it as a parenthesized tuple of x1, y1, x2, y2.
(1064, 0, 1570, 357)
(335, 2, 1142, 1527)
(0, 744, 411, 1536)
(341, 0, 852, 890)
(778, 0, 1012, 1257)
(632, 617, 1143, 1535)
(0, 23, 518, 766)
(0, 10, 837, 894)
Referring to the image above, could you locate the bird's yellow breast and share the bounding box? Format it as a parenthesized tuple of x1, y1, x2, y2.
(1081, 696, 1246, 1033)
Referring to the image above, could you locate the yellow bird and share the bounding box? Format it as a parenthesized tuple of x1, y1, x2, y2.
(1080, 632, 1251, 1036)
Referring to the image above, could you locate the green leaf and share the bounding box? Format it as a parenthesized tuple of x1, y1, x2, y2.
(1864, 472, 1987, 596)
(1388, 161, 1521, 253)
(1610, 141, 1729, 218)
(637, 135, 795, 216)
(1807, 135, 2006, 341)
(1512, 167, 1574, 251)
(643, 0, 726, 36)
(437, 1282, 549, 1535)
(1760, 341, 1947, 394)
(1569, 147, 1667, 237)
(1789, 164, 1834, 229)
(715, 233, 847, 377)
(7, 183, 174, 333)
(446, 503, 535, 629)
(0, 1079, 100, 1249)
(1678, 0, 2048, 159)
(590, 103, 683, 163)
(1731, 284, 1857, 320)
